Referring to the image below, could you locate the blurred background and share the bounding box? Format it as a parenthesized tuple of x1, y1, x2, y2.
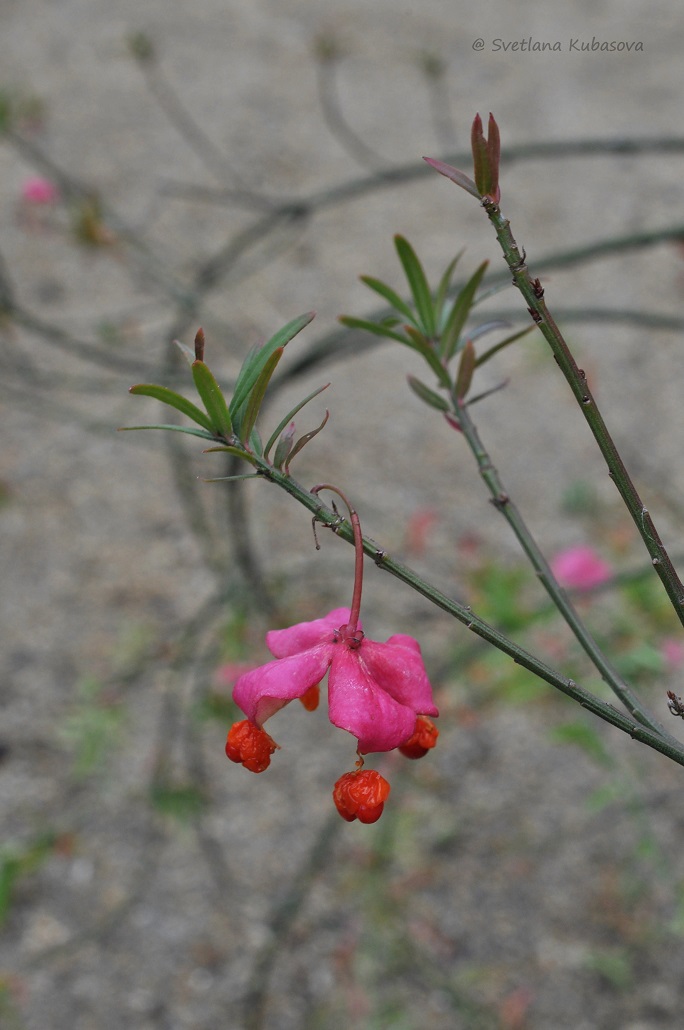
(2, 1, 684, 1027)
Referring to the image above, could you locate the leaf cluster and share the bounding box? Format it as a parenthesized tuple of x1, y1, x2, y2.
(340, 235, 533, 419)
(122, 313, 330, 476)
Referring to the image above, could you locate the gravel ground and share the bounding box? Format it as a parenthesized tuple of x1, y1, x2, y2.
(2, 1, 684, 1028)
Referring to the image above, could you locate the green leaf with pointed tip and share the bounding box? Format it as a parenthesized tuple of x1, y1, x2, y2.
(404, 326, 451, 388)
(118, 424, 217, 440)
(202, 445, 257, 466)
(285, 411, 329, 472)
(475, 324, 536, 368)
(358, 275, 419, 327)
(229, 311, 315, 420)
(264, 382, 330, 463)
(203, 473, 262, 483)
(394, 235, 436, 338)
(434, 249, 465, 328)
(407, 375, 449, 412)
(249, 426, 263, 457)
(338, 315, 412, 347)
(273, 423, 296, 470)
(192, 361, 232, 437)
(129, 384, 214, 432)
(238, 348, 283, 444)
(440, 260, 489, 361)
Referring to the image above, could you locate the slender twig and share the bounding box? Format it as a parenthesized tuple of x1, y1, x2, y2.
(454, 394, 673, 738)
(480, 196, 684, 628)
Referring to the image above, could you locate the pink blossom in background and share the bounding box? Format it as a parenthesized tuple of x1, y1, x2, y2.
(404, 507, 439, 557)
(21, 176, 59, 205)
(550, 545, 612, 591)
(662, 637, 684, 671)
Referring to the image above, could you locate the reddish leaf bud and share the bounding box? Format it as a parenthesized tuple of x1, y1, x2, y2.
(471, 112, 501, 205)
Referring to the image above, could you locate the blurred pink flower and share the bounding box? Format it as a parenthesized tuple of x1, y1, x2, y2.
(550, 545, 612, 591)
(662, 637, 684, 671)
(21, 176, 59, 205)
(404, 507, 439, 557)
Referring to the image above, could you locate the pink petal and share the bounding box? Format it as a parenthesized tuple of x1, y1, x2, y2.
(328, 647, 420, 753)
(233, 645, 333, 726)
(266, 607, 353, 658)
(360, 637, 438, 717)
(21, 176, 59, 204)
(550, 545, 612, 590)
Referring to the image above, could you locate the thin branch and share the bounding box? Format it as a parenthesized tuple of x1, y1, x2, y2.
(481, 195, 684, 629)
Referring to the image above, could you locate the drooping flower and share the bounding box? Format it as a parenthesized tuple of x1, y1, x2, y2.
(550, 545, 612, 591)
(225, 485, 439, 824)
(232, 607, 438, 755)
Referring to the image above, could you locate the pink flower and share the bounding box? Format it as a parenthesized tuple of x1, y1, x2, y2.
(662, 637, 684, 671)
(232, 607, 438, 755)
(21, 176, 59, 205)
(550, 545, 612, 591)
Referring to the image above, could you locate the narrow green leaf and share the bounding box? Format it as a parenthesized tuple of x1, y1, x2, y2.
(202, 445, 258, 466)
(440, 260, 489, 361)
(263, 382, 330, 462)
(358, 275, 419, 327)
(394, 235, 436, 337)
(203, 473, 262, 483)
(192, 361, 232, 437)
(338, 315, 413, 347)
(434, 249, 465, 328)
(454, 339, 476, 399)
(249, 426, 263, 457)
(475, 324, 536, 367)
(285, 411, 329, 472)
(118, 424, 217, 440)
(239, 348, 283, 444)
(273, 423, 296, 470)
(407, 375, 449, 412)
(404, 326, 451, 388)
(230, 311, 315, 420)
(129, 384, 214, 432)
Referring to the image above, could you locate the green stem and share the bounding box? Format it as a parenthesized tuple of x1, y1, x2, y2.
(481, 197, 684, 629)
(310, 484, 364, 634)
(454, 396, 673, 739)
(252, 459, 684, 769)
